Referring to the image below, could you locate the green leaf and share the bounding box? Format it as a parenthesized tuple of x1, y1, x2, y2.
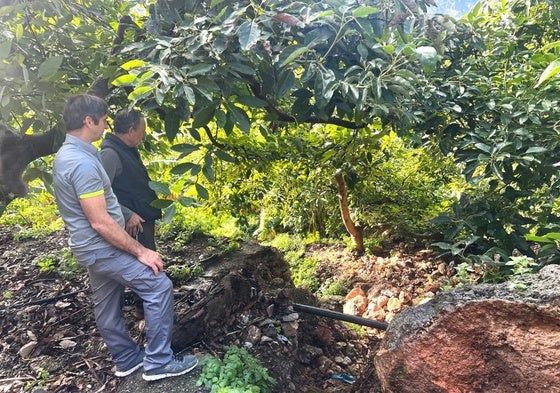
(190, 63, 214, 76)
(225, 102, 250, 134)
(121, 59, 146, 70)
(239, 21, 261, 51)
(150, 199, 174, 209)
(148, 181, 171, 195)
(160, 203, 177, 224)
(540, 41, 560, 53)
(178, 196, 198, 207)
(128, 85, 153, 101)
(170, 162, 197, 175)
(192, 106, 216, 129)
(195, 183, 209, 199)
(474, 142, 492, 153)
(524, 146, 548, 154)
(112, 74, 138, 86)
(202, 163, 215, 182)
(237, 96, 268, 108)
(38, 56, 63, 78)
(229, 62, 255, 75)
(190, 164, 202, 175)
(535, 59, 560, 88)
(165, 111, 180, 141)
(214, 150, 236, 163)
(183, 85, 196, 105)
(413, 46, 438, 73)
(279, 46, 309, 68)
(352, 6, 379, 18)
(276, 69, 295, 99)
(171, 143, 199, 154)
(525, 234, 554, 243)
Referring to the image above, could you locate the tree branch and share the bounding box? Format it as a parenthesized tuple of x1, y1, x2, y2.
(246, 75, 363, 130)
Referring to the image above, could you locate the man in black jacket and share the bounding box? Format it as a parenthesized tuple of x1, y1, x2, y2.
(100, 109, 161, 251)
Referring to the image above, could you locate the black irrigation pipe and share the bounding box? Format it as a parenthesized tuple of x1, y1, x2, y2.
(293, 303, 389, 330)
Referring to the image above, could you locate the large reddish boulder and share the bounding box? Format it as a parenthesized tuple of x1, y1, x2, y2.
(375, 264, 560, 393)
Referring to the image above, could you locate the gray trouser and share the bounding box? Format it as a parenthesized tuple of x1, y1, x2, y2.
(86, 247, 174, 371)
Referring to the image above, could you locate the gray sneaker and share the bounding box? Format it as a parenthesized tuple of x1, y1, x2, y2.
(115, 350, 145, 377)
(142, 354, 198, 381)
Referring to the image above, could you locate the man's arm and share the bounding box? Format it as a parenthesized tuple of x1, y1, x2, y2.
(79, 193, 162, 275)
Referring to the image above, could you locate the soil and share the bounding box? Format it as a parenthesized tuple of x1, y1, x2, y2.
(0, 226, 456, 393)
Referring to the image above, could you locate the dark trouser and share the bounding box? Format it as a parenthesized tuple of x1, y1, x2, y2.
(137, 221, 156, 251)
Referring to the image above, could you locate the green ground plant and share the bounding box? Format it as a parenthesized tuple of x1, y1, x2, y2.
(24, 367, 49, 391)
(158, 206, 244, 251)
(0, 189, 63, 240)
(167, 263, 204, 284)
(32, 248, 83, 278)
(197, 346, 275, 393)
(265, 234, 326, 290)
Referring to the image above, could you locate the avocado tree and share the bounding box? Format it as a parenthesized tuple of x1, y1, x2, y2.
(0, 0, 446, 251)
(108, 0, 446, 251)
(417, 0, 560, 265)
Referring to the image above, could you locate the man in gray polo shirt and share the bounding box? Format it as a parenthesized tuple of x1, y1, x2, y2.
(53, 94, 197, 381)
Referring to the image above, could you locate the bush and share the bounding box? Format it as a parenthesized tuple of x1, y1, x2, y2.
(197, 346, 275, 393)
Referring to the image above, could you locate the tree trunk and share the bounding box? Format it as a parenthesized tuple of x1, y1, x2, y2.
(334, 171, 364, 254)
(0, 124, 61, 204)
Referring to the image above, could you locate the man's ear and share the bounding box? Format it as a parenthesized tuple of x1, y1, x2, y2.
(83, 116, 94, 128)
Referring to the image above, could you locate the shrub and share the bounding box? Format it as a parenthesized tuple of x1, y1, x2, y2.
(197, 346, 275, 393)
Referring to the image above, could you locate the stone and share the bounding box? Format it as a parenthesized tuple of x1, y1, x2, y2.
(18, 341, 37, 358)
(385, 297, 402, 312)
(282, 312, 299, 322)
(245, 325, 261, 345)
(296, 344, 323, 365)
(375, 265, 560, 393)
(281, 320, 299, 338)
(343, 287, 368, 315)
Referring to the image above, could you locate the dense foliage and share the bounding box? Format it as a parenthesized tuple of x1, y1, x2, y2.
(423, 0, 560, 267)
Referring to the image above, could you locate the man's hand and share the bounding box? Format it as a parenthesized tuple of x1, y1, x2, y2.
(125, 213, 145, 237)
(137, 247, 164, 275)
(80, 195, 160, 273)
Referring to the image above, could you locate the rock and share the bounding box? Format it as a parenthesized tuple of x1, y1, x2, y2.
(281, 320, 299, 338)
(375, 295, 389, 308)
(18, 341, 37, 358)
(245, 325, 262, 345)
(59, 339, 77, 349)
(296, 344, 323, 365)
(375, 265, 560, 393)
(313, 324, 334, 347)
(282, 312, 299, 322)
(343, 288, 368, 315)
(385, 297, 401, 312)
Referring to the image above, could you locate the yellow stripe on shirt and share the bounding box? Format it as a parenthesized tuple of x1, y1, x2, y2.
(79, 190, 104, 199)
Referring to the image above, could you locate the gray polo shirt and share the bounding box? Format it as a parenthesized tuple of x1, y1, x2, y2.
(53, 134, 125, 264)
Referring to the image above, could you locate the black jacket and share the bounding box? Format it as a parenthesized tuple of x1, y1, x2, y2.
(100, 133, 161, 221)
